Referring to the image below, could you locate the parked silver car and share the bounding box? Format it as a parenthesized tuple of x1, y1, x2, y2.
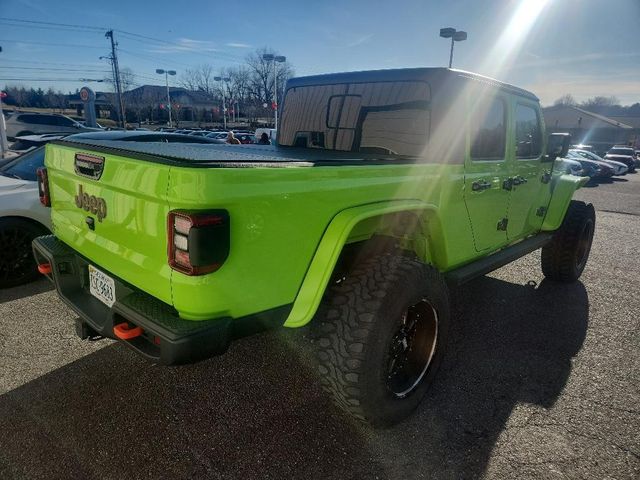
(5, 112, 101, 139)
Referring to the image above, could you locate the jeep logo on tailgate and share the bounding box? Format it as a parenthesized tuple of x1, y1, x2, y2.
(74, 152, 105, 180)
(75, 185, 107, 222)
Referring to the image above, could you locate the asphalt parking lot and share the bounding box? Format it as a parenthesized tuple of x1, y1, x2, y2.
(0, 175, 638, 480)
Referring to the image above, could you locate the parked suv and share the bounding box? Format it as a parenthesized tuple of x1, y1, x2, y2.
(5, 112, 101, 140)
(604, 146, 636, 173)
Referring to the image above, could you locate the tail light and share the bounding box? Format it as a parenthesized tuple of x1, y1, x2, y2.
(36, 167, 51, 207)
(167, 210, 230, 275)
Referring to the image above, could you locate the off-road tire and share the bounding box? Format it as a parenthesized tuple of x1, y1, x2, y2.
(313, 254, 449, 427)
(0, 218, 47, 289)
(541, 200, 595, 283)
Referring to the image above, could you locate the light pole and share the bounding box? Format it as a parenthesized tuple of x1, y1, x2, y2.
(439, 27, 467, 68)
(156, 69, 176, 127)
(214, 76, 230, 129)
(262, 53, 286, 128)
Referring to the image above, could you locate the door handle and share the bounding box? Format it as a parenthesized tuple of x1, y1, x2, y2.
(472, 180, 492, 191)
(541, 170, 551, 184)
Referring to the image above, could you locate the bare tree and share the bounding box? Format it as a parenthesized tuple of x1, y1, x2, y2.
(553, 94, 577, 107)
(179, 64, 216, 94)
(581, 96, 620, 109)
(4, 86, 28, 108)
(243, 47, 294, 123)
(104, 66, 136, 93)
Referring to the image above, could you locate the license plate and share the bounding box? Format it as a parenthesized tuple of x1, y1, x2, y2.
(88, 265, 116, 307)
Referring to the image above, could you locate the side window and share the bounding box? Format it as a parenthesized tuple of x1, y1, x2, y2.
(19, 114, 36, 124)
(470, 98, 506, 160)
(54, 116, 75, 127)
(515, 104, 542, 158)
(29, 115, 49, 125)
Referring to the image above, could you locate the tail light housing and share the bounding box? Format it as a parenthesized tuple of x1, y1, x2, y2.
(168, 210, 230, 275)
(36, 167, 51, 207)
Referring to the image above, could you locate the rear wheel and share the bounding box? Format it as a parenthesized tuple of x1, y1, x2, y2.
(0, 218, 47, 288)
(541, 201, 595, 283)
(313, 254, 449, 427)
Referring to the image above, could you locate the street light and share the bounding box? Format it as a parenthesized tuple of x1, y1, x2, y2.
(214, 76, 231, 129)
(439, 27, 467, 68)
(156, 68, 177, 127)
(262, 53, 286, 128)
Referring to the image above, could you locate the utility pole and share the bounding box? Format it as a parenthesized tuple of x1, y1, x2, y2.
(105, 30, 126, 128)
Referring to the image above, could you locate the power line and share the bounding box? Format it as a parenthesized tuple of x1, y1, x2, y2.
(0, 21, 106, 34)
(0, 58, 105, 68)
(0, 39, 106, 49)
(0, 66, 111, 73)
(1, 78, 105, 82)
(0, 17, 104, 31)
(114, 30, 245, 63)
(0, 17, 248, 64)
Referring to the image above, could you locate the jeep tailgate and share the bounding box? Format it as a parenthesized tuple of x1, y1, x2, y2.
(44, 142, 173, 305)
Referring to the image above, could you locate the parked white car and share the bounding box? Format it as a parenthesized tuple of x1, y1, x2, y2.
(0, 147, 51, 288)
(555, 157, 584, 176)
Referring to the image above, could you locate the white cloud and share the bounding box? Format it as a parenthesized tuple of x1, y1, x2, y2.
(511, 52, 640, 70)
(226, 42, 252, 49)
(149, 38, 218, 54)
(347, 34, 373, 48)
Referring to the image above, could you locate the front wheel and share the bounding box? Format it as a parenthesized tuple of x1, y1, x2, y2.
(541, 200, 595, 283)
(313, 254, 450, 427)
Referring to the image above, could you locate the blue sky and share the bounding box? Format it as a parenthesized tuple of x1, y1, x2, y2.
(1, 0, 639, 105)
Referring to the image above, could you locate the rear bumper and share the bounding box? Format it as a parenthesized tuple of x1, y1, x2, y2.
(32, 235, 291, 365)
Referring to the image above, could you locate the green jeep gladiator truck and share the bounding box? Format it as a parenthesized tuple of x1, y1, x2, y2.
(33, 68, 595, 425)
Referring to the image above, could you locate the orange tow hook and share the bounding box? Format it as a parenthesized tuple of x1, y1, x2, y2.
(113, 322, 144, 340)
(37, 263, 52, 275)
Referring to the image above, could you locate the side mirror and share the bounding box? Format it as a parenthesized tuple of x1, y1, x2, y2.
(543, 133, 571, 162)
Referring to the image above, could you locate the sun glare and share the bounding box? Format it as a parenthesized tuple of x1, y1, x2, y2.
(480, 0, 553, 79)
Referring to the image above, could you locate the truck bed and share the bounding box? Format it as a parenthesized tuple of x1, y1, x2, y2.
(54, 139, 416, 167)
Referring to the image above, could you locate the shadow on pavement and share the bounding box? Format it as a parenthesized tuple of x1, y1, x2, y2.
(0, 278, 54, 305)
(373, 276, 589, 478)
(0, 276, 589, 479)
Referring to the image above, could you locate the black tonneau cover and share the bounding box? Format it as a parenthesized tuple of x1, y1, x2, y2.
(52, 139, 420, 167)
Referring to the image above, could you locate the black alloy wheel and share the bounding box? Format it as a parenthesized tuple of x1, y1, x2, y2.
(386, 300, 439, 398)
